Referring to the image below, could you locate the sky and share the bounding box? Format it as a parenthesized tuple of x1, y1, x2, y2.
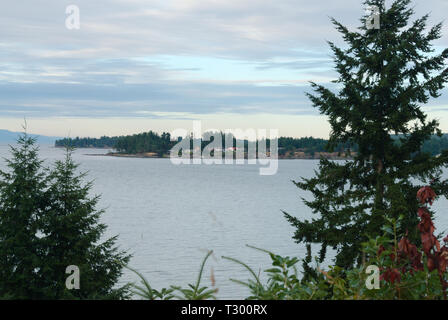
(0, 0, 447, 138)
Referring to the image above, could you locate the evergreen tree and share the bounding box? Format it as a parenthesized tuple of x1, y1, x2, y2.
(0, 132, 130, 299)
(40, 146, 131, 299)
(0, 132, 48, 299)
(284, 0, 448, 272)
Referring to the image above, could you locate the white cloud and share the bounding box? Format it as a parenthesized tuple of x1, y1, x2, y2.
(0, 0, 446, 136)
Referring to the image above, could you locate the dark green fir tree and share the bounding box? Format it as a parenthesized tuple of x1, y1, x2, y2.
(284, 0, 448, 272)
(0, 132, 48, 299)
(0, 132, 130, 299)
(40, 146, 131, 299)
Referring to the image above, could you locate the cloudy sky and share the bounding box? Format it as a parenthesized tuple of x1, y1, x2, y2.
(0, 0, 447, 138)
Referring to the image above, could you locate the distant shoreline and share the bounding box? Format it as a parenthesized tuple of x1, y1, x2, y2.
(84, 151, 354, 160)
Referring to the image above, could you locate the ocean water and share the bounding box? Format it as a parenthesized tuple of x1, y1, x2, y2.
(0, 144, 447, 299)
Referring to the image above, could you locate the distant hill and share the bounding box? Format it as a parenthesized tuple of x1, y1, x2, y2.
(0, 129, 61, 144)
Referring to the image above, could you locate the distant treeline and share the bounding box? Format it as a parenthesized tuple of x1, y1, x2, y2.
(55, 136, 120, 149)
(55, 132, 335, 156)
(55, 132, 448, 157)
(420, 135, 448, 156)
(56, 132, 175, 156)
(115, 131, 173, 156)
(277, 137, 356, 156)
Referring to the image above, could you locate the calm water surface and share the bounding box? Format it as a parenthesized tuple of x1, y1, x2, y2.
(1, 144, 447, 299)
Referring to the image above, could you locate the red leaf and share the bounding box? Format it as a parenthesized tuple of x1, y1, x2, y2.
(427, 256, 437, 272)
(417, 186, 436, 205)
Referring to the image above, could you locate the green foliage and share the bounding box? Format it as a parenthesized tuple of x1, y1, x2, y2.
(114, 131, 174, 156)
(324, 217, 446, 300)
(0, 132, 48, 299)
(128, 250, 217, 300)
(40, 146, 131, 299)
(0, 132, 130, 299)
(223, 245, 330, 300)
(285, 0, 448, 271)
(55, 136, 119, 149)
(125, 265, 174, 300)
(223, 236, 446, 300)
(170, 250, 218, 300)
(277, 137, 333, 156)
(355, 237, 443, 300)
